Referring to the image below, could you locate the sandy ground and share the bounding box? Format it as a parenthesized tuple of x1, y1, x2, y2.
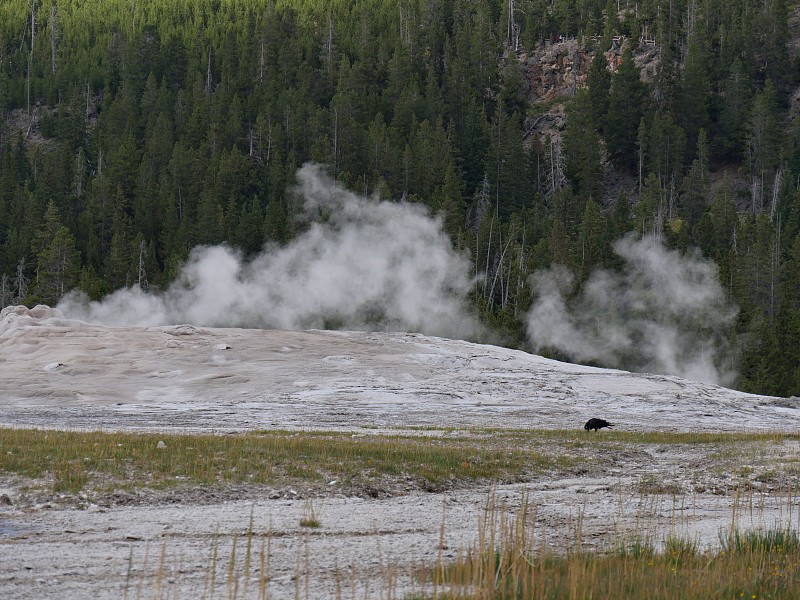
(1, 306, 800, 598)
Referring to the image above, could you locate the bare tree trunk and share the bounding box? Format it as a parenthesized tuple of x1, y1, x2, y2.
(638, 144, 643, 195)
(488, 232, 514, 309)
(26, 60, 32, 135)
(483, 216, 494, 297)
(751, 176, 761, 215)
(507, 0, 515, 45)
(496, 226, 503, 302)
(266, 116, 272, 163)
(41, 5, 53, 75)
(503, 241, 513, 308)
(259, 41, 265, 82)
(206, 49, 212, 97)
(284, 107, 291, 152)
(770, 217, 780, 321)
(0, 274, 10, 309)
(177, 185, 183, 223)
(333, 107, 338, 180)
(668, 173, 675, 221)
(74, 148, 85, 198)
(50, 4, 57, 75)
(769, 169, 781, 221)
(399, 3, 404, 41)
(515, 231, 525, 317)
(475, 227, 479, 283)
(325, 12, 334, 77)
(29, 0, 36, 50)
(27, 0, 37, 134)
(14, 258, 28, 303)
(137, 239, 148, 290)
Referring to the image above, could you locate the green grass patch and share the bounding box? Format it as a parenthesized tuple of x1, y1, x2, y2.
(527, 98, 561, 117)
(0, 427, 569, 494)
(637, 474, 683, 495)
(299, 498, 322, 528)
(3, 427, 798, 496)
(489, 429, 800, 446)
(721, 528, 800, 555)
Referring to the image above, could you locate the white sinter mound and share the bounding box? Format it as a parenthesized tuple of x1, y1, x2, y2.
(1, 304, 796, 433)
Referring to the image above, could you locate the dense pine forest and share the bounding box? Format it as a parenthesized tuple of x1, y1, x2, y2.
(1, 0, 799, 396)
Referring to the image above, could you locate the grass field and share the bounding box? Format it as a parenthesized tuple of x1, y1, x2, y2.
(3, 427, 799, 496)
(3, 427, 800, 598)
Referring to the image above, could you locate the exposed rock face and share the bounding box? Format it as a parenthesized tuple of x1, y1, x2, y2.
(518, 38, 658, 143)
(519, 39, 591, 103)
(791, 86, 800, 121)
(523, 107, 566, 144)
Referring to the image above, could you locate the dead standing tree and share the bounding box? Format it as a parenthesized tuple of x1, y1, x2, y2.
(137, 239, 149, 291)
(14, 258, 28, 304)
(545, 136, 566, 201)
(26, 0, 38, 136)
(0, 274, 11, 309)
(49, 3, 57, 77)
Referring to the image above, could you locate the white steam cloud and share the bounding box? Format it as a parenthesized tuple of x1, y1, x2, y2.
(59, 163, 482, 339)
(526, 234, 738, 386)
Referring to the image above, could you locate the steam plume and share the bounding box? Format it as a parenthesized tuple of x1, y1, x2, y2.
(59, 164, 482, 339)
(526, 234, 738, 385)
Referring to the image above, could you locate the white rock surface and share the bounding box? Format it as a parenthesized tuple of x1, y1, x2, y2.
(1, 304, 795, 434)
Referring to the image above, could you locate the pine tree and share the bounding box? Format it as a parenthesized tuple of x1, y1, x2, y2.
(746, 80, 783, 213)
(679, 27, 711, 154)
(635, 173, 665, 239)
(610, 190, 633, 242)
(499, 51, 528, 115)
(718, 59, 753, 162)
(548, 217, 573, 269)
(646, 113, 686, 190)
(651, 19, 679, 116)
(576, 198, 607, 281)
(605, 46, 646, 171)
(36, 226, 80, 304)
(772, 234, 800, 394)
(563, 89, 602, 202)
(679, 155, 710, 244)
(585, 49, 610, 134)
(488, 110, 529, 218)
(104, 230, 132, 290)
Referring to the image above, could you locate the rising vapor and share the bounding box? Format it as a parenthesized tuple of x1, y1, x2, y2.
(59, 164, 483, 340)
(526, 234, 738, 386)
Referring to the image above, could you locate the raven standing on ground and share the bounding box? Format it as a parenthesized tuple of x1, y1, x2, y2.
(584, 418, 613, 431)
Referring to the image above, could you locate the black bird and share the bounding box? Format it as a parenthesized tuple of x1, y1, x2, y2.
(584, 418, 613, 431)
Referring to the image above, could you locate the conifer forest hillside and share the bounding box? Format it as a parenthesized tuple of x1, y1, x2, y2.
(1, 0, 800, 396)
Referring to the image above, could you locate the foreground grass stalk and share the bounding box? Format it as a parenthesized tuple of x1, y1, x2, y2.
(204, 531, 218, 600)
(258, 533, 270, 600)
(242, 511, 254, 600)
(419, 494, 800, 600)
